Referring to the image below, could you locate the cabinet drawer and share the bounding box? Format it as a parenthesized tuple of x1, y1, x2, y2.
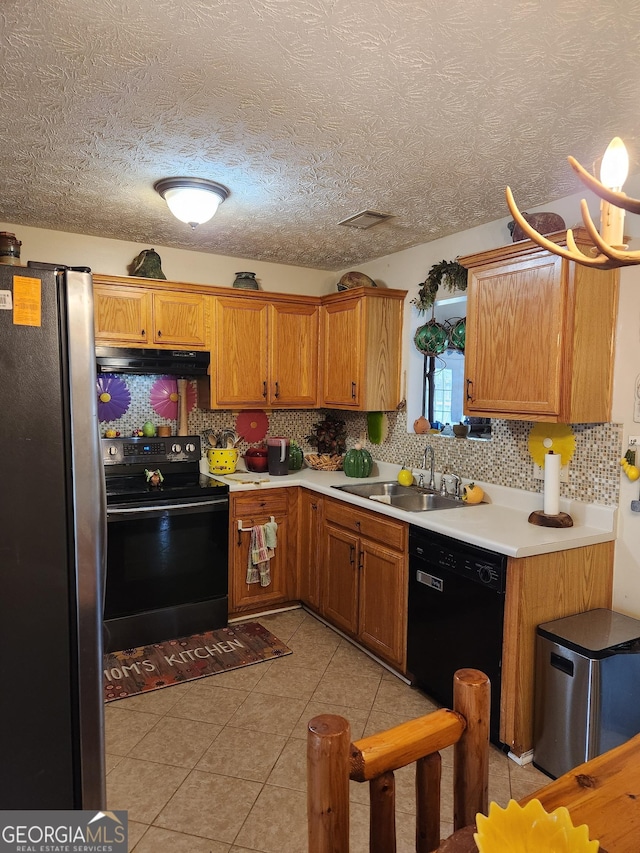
(324, 498, 406, 551)
(231, 492, 289, 518)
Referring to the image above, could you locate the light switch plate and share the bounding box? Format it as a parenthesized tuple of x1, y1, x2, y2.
(533, 462, 569, 483)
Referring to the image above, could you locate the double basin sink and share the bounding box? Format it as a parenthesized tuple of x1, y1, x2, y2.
(332, 480, 469, 512)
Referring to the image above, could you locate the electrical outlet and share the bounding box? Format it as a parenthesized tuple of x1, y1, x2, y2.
(629, 436, 640, 446)
(533, 462, 569, 483)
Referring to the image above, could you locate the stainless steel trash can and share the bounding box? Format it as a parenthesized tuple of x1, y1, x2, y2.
(533, 608, 640, 779)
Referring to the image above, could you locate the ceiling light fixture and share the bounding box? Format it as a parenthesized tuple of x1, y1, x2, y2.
(154, 177, 230, 229)
(506, 137, 640, 270)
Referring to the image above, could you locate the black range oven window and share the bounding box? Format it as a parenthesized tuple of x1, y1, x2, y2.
(104, 500, 228, 619)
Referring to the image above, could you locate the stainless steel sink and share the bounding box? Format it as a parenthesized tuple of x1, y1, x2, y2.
(332, 481, 469, 512)
(332, 481, 415, 498)
(387, 492, 467, 512)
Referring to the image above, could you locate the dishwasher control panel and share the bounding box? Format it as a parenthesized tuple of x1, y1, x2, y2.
(409, 527, 507, 592)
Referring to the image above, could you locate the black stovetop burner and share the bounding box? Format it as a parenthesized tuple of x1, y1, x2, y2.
(102, 435, 228, 505)
(105, 471, 228, 505)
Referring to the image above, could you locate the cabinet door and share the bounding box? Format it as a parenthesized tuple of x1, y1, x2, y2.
(152, 291, 207, 348)
(358, 539, 407, 669)
(230, 493, 294, 614)
(464, 254, 564, 417)
(213, 297, 269, 407)
(94, 285, 150, 345)
(269, 302, 319, 406)
(322, 523, 359, 635)
(298, 491, 323, 611)
(321, 299, 362, 407)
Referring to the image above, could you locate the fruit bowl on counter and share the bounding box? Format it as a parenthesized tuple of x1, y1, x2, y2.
(304, 453, 344, 471)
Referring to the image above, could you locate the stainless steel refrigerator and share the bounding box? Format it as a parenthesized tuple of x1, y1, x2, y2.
(0, 262, 106, 808)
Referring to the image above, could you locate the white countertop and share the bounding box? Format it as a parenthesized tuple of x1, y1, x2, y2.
(207, 460, 617, 559)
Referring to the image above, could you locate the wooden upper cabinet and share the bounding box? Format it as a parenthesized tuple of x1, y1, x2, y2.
(460, 231, 619, 423)
(94, 284, 151, 345)
(152, 290, 207, 348)
(268, 301, 318, 407)
(204, 294, 319, 409)
(93, 276, 207, 349)
(93, 275, 405, 413)
(212, 296, 270, 407)
(321, 287, 406, 411)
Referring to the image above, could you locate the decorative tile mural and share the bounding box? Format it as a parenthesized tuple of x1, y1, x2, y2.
(98, 376, 622, 507)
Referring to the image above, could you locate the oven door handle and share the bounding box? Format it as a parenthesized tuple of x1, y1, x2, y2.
(108, 499, 228, 518)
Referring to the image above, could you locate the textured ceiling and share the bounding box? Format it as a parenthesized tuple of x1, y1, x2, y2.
(3, 0, 640, 271)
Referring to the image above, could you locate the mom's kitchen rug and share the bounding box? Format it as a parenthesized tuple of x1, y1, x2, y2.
(104, 621, 291, 702)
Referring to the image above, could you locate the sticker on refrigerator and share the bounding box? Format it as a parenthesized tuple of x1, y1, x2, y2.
(12, 275, 41, 326)
(0, 290, 12, 310)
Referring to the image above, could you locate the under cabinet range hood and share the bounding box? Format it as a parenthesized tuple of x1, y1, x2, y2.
(96, 346, 210, 376)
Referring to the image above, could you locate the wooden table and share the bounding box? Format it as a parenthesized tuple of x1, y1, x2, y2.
(438, 732, 640, 852)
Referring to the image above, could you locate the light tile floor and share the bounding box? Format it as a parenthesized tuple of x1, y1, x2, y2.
(105, 608, 549, 852)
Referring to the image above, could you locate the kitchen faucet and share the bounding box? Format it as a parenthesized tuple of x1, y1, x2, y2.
(422, 444, 436, 490)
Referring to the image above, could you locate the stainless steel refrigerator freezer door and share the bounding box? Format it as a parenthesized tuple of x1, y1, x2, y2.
(66, 269, 107, 808)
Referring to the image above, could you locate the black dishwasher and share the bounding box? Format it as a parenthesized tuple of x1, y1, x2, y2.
(407, 526, 507, 747)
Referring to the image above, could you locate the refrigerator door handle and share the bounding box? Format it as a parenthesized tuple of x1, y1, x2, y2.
(65, 269, 107, 809)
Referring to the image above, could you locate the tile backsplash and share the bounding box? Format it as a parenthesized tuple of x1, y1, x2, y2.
(101, 376, 622, 507)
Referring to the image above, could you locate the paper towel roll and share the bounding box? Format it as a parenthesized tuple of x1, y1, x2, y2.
(543, 451, 560, 516)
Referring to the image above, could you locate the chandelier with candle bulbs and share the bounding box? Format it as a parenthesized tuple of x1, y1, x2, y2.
(506, 137, 640, 270)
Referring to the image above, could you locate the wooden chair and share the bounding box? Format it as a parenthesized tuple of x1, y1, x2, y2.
(307, 668, 490, 853)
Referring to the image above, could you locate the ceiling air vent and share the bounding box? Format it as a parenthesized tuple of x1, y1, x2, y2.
(338, 209, 394, 229)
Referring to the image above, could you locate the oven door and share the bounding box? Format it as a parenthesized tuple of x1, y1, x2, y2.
(104, 497, 229, 651)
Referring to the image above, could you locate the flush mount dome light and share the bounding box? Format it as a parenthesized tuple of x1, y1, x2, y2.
(154, 177, 230, 229)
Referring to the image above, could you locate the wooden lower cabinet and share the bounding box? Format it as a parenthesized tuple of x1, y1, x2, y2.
(500, 541, 614, 758)
(298, 489, 323, 612)
(229, 489, 298, 616)
(321, 497, 408, 670)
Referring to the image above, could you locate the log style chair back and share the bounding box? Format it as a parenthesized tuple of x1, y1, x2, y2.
(307, 668, 490, 853)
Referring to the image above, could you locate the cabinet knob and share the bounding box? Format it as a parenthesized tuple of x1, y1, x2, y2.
(141, 329, 145, 336)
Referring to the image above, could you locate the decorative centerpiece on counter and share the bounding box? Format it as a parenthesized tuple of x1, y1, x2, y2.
(305, 414, 346, 470)
(343, 442, 373, 478)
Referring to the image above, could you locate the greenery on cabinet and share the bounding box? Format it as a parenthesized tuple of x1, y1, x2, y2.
(411, 259, 467, 313)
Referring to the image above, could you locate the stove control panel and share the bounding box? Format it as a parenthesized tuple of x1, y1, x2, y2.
(101, 435, 202, 465)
